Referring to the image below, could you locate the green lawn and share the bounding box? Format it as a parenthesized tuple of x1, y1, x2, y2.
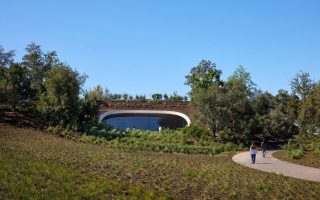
(0, 123, 320, 199)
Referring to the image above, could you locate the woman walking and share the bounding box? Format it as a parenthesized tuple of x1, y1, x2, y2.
(250, 142, 258, 164)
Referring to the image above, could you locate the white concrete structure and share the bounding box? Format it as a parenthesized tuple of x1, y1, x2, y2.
(99, 110, 191, 126)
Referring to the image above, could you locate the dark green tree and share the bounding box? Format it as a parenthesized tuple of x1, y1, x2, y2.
(152, 93, 162, 100)
(291, 71, 314, 100)
(6, 63, 31, 110)
(38, 65, 86, 126)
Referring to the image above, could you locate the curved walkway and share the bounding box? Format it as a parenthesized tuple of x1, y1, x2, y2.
(232, 150, 320, 183)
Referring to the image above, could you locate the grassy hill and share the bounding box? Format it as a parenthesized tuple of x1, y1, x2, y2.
(0, 123, 319, 199)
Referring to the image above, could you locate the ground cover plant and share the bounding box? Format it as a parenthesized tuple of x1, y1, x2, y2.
(54, 124, 243, 155)
(273, 135, 320, 168)
(1, 124, 320, 200)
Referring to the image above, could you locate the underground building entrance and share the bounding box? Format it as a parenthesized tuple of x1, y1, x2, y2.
(99, 110, 191, 131)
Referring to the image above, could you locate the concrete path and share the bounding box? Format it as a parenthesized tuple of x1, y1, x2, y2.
(232, 150, 320, 183)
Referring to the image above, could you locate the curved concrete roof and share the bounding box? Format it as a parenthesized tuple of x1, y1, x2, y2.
(99, 110, 191, 126)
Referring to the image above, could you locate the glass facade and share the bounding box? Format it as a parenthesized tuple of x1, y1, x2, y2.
(102, 114, 187, 131)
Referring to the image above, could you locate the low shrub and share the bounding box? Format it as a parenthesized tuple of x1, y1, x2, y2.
(181, 125, 210, 139)
(287, 149, 304, 159)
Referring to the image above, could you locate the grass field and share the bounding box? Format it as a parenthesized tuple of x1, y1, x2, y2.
(273, 151, 320, 169)
(1, 123, 320, 199)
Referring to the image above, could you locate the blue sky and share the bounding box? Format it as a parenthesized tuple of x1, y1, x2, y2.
(1, 0, 320, 97)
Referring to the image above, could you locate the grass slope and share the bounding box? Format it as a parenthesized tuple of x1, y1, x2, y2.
(273, 151, 320, 169)
(0, 124, 320, 199)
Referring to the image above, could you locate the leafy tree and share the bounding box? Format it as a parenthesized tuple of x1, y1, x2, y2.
(152, 93, 162, 100)
(298, 83, 320, 134)
(6, 63, 31, 110)
(170, 91, 183, 101)
(192, 84, 230, 137)
(77, 86, 104, 130)
(22, 43, 61, 98)
(86, 85, 104, 102)
(226, 66, 256, 97)
(275, 89, 299, 119)
(253, 92, 275, 116)
(123, 93, 128, 100)
(263, 107, 297, 142)
(0, 46, 15, 103)
(38, 65, 86, 126)
(0, 45, 15, 68)
(163, 93, 169, 100)
(291, 71, 314, 99)
(185, 60, 223, 95)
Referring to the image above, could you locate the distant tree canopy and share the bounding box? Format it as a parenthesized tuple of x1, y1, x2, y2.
(0, 44, 95, 130)
(186, 60, 301, 141)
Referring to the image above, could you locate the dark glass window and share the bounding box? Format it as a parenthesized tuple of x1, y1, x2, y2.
(102, 114, 187, 131)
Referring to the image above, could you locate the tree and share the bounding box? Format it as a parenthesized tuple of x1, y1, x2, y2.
(123, 93, 128, 100)
(291, 71, 314, 99)
(0, 46, 15, 103)
(263, 107, 297, 142)
(77, 85, 104, 129)
(275, 89, 299, 120)
(191, 84, 230, 137)
(38, 65, 86, 126)
(86, 85, 104, 102)
(22, 42, 61, 99)
(185, 60, 223, 95)
(253, 92, 275, 116)
(0, 45, 15, 68)
(152, 93, 162, 100)
(298, 83, 320, 134)
(163, 93, 169, 100)
(227, 66, 257, 97)
(170, 91, 183, 101)
(6, 63, 31, 110)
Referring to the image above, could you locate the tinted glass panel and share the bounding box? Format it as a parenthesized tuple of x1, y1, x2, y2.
(102, 114, 187, 131)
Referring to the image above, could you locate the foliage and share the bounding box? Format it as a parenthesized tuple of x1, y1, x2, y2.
(181, 124, 210, 139)
(298, 83, 320, 135)
(152, 93, 163, 100)
(38, 65, 85, 127)
(185, 60, 223, 95)
(2, 124, 320, 200)
(291, 71, 314, 99)
(6, 63, 32, 110)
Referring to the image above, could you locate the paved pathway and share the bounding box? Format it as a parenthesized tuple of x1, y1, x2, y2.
(232, 150, 320, 183)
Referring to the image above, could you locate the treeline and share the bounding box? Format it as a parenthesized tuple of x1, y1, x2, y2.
(186, 60, 320, 143)
(1, 44, 320, 145)
(0, 43, 100, 130)
(106, 92, 188, 101)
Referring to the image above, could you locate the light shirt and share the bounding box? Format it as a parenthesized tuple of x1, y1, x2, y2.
(250, 147, 258, 155)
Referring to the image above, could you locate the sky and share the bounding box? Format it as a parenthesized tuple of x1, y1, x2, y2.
(1, 0, 320, 97)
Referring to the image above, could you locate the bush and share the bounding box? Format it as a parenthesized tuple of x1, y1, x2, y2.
(182, 125, 210, 139)
(288, 149, 304, 159)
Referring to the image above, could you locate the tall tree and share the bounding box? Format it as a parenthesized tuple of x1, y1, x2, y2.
(0, 46, 15, 103)
(0, 45, 15, 68)
(185, 60, 223, 95)
(6, 63, 31, 110)
(291, 71, 314, 99)
(38, 65, 86, 126)
(298, 83, 320, 134)
(22, 43, 61, 98)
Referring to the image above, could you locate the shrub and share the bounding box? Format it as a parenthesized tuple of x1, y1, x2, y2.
(288, 149, 304, 159)
(182, 125, 210, 139)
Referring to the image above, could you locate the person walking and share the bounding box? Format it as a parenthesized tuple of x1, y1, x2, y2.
(260, 139, 267, 158)
(250, 142, 258, 164)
